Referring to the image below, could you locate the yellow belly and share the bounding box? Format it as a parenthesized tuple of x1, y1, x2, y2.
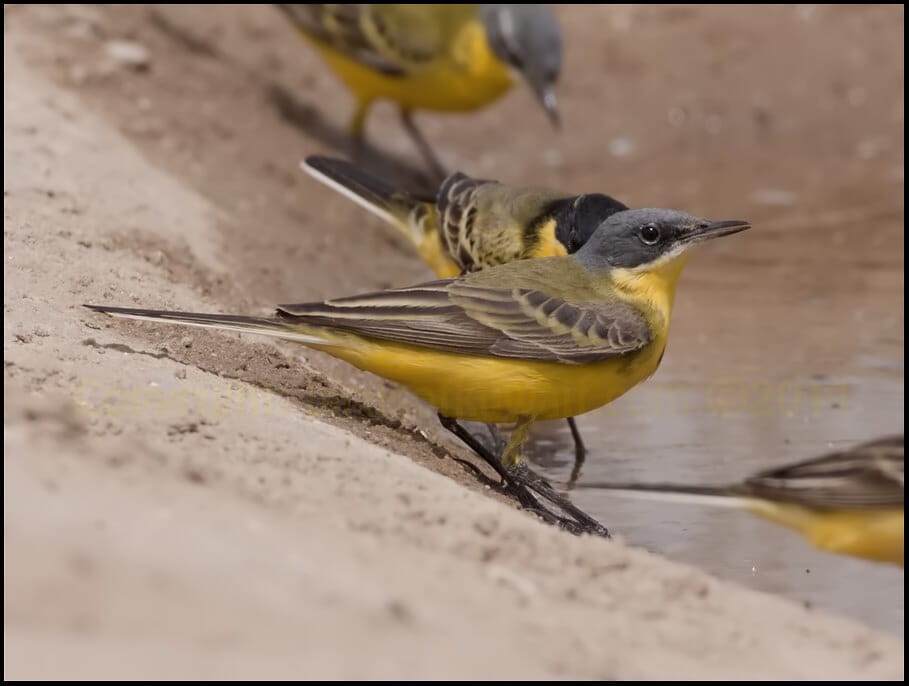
(753, 503, 904, 566)
(303, 23, 514, 113)
(311, 335, 667, 423)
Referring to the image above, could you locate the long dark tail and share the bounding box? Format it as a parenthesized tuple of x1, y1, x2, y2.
(83, 304, 328, 345)
(301, 156, 434, 241)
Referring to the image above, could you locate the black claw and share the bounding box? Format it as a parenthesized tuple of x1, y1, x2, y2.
(437, 414, 609, 538)
(507, 463, 609, 538)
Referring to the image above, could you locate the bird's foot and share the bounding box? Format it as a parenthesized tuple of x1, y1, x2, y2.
(437, 414, 608, 538)
(566, 416, 587, 489)
(505, 463, 609, 538)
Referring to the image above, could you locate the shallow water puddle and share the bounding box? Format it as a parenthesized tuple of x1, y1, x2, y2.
(525, 372, 904, 635)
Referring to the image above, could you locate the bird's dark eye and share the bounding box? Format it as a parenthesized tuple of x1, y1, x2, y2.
(639, 224, 661, 245)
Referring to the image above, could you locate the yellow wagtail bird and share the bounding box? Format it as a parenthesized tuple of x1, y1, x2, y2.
(276, 5, 562, 177)
(303, 154, 629, 470)
(581, 436, 904, 565)
(86, 208, 750, 535)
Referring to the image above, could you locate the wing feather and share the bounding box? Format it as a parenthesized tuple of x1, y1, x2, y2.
(277, 278, 652, 364)
(277, 5, 469, 76)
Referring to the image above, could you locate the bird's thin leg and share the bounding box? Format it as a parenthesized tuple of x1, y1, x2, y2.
(566, 416, 587, 488)
(500, 418, 535, 468)
(503, 418, 609, 538)
(400, 108, 447, 182)
(438, 414, 548, 513)
(438, 414, 609, 537)
(441, 415, 609, 537)
(485, 423, 508, 455)
(507, 463, 609, 538)
(349, 99, 371, 160)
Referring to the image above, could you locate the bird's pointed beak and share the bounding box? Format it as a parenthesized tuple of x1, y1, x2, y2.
(541, 86, 560, 129)
(682, 219, 751, 244)
(529, 82, 560, 129)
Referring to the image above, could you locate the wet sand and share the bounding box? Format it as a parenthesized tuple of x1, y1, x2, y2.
(4, 4, 904, 679)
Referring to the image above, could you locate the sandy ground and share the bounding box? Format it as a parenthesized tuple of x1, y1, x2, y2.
(4, 4, 904, 680)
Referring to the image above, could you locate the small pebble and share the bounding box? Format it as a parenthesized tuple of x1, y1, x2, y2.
(608, 137, 635, 158)
(105, 40, 150, 71)
(473, 513, 499, 536)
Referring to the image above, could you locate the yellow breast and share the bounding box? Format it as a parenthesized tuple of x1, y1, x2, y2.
(609, 252, 689, 327)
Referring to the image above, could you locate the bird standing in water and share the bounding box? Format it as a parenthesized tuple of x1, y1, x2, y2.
(277, 4, 562, 177)
(303, 154, 630, 472)
(87, 209, 750, 535)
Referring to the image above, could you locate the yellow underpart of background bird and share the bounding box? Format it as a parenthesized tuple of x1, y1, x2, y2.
(413, 217, 568, 280)
(750, 502, 903, 566)
(414, 229, 462, 278)
(306, 17, 514, 116)
(354, 196, 572, 280)
(282, 5, 517, 124)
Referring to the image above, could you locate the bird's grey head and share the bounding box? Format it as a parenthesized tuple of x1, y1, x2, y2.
(481, 4, 562, 127)
(574, 208, 751, 271)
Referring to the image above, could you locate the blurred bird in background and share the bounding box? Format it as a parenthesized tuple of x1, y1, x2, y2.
(277, 4, 563, 177)
(303, 154, 630, 473)
(580, 436, 904, 565)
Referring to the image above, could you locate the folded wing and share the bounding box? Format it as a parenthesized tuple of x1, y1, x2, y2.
(278, 279, 651, 364)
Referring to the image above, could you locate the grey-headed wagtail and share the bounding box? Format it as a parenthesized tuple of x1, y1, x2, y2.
(303, 155, 629, 473)
(276, 5, 562, 176)
(581, 436, 904, 565)
(86, 209, 750, 535)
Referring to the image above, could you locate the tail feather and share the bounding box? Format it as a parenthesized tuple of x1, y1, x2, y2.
(301, 156, 432, 233)
(83, 304, 329, 346)
(579, 482, 750, 509)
